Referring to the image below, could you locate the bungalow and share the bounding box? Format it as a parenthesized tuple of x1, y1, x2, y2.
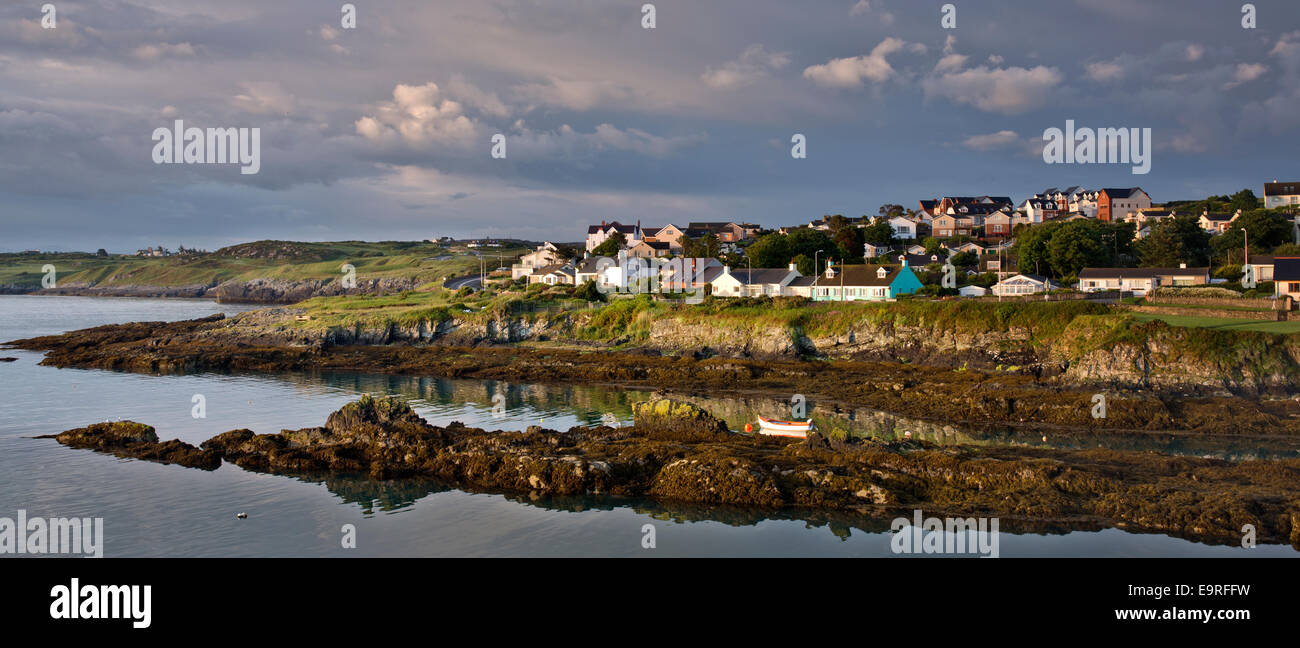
(809, 261, 923, 301)
(1150, 265, 1210, 287)
(1248, 255, 1275, 283)
(783, 275, 817, 298)
(1264, 181, 1300, 210)
(1077, 268, 1159, 296)
(709, 263, 800, 297)
(1098, 187, 1151, 222)
(958, 285, 988, 298)
(1274, 257, 1300, 300)
(657, 257, 724, 293)
(529, 263, 576, 286)
(991, 274, 1060, 296)
(905, 244, 928, 255)
(950, 241, 988, 256)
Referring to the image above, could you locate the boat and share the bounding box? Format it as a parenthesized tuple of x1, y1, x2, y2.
(755, 415, 813, 438)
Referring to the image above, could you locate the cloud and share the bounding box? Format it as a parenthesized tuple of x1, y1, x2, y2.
(131, 42, 195, 61)
(1224, 63, 1267, 89)
(512, 77, 645, 112)
(1085, 60, 1125, 82)
(922, 65, 1063, 114)
(701, 44, 790, 90)
(445, 75, 510, 118)
(849, 0, 894, 25)
(1185, 44, 1204, 62)
(960, 130, 1020, 151)
(231, 81, 296, 115)
(803, 37, 909, 88)
(934, 54, 968, 74)
(508, 123, 705, 160)
(355, 82, 478, 146)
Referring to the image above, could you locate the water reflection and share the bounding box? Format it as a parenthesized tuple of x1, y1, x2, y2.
(255, 369, 1299, 461)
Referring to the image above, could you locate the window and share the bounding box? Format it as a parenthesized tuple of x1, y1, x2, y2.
(1290, 283, 1300, 293)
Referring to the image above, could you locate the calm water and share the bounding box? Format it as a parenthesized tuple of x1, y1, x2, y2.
(0, 295, 1294, 557)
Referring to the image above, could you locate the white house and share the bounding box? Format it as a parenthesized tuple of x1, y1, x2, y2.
(958, 285, 988, 297)
(709, 264, 800, 297)
(585, 221, 645, 252)
(1076, 268, 1158, 296)
(991, 274, 1060, 296)
(887, 216, 918, 240)
(512, 241, 565, 279)
(1265, 181, 1300, 210)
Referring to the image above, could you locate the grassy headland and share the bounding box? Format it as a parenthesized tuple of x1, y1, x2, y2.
(0, 240, 526, 294)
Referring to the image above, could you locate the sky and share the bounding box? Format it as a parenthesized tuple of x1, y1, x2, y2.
(1, 0, 1298, 252)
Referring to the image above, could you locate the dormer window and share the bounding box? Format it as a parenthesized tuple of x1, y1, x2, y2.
(876, 267, 887, 279)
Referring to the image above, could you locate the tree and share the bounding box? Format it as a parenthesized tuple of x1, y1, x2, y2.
(785, 228, 838, 271)
(1014, 221, 1063, 276)
(743, 233, 791, 268)
(682, 233, 720, 258)
(1046, 220, 1106, 279)
(949, 250, 977, 268)
(591, 232, 625, 256)
(573, 280, 606, 302)
(921, 236, 943, 256)
(878, 204, 905, 219)
(1274, 243, 1300, 256)
(1211, 209, 1292, 263)
(96, 248, 108, 257)
(860, 220, 895, 246)
(1136, 214, 1211, 267)
(1229, 189, 1260, 215)
(834, 225, 866, 263)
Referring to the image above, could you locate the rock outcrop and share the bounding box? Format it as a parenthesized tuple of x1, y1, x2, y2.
(39, 396, 1300, 549)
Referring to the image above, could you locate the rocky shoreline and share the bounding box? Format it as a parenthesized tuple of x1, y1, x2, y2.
(8, 313, 1300, 436)
(37, 395, 1300, 549)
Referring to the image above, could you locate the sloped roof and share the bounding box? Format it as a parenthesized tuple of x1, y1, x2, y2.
(1275, 257, 1300, 280)
(812, 264, 903, 287)
(1101, 187, 1146, 199)
(723, 268, 795, 285)
(1265, 182, 1300, 196)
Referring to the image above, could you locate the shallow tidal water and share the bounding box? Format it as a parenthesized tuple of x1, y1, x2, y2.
(0, 295, 1294, 557)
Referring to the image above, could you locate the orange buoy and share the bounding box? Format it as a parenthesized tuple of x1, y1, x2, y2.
(744, 423, 753, 433)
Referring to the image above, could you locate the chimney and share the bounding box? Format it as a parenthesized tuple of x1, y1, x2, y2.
(723, 264, 730, 275)
(788, 260, 797, 273)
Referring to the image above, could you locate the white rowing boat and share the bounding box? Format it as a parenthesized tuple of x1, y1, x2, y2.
(755, 415, 813, 438)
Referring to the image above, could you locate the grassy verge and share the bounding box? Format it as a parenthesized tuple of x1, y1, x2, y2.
(0, 241, 526, 290)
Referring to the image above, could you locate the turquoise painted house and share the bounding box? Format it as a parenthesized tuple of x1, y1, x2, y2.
(809, 260, 923, 301)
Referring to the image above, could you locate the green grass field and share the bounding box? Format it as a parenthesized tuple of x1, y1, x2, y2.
(1130, 312, 1300, 333)
(0, 240, 527, 290)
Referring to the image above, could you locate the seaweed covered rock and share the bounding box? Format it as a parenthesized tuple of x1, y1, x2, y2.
(632, 398, 732, 442)
(39, 421, 220, 470)
(650, 452, 783, 506)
